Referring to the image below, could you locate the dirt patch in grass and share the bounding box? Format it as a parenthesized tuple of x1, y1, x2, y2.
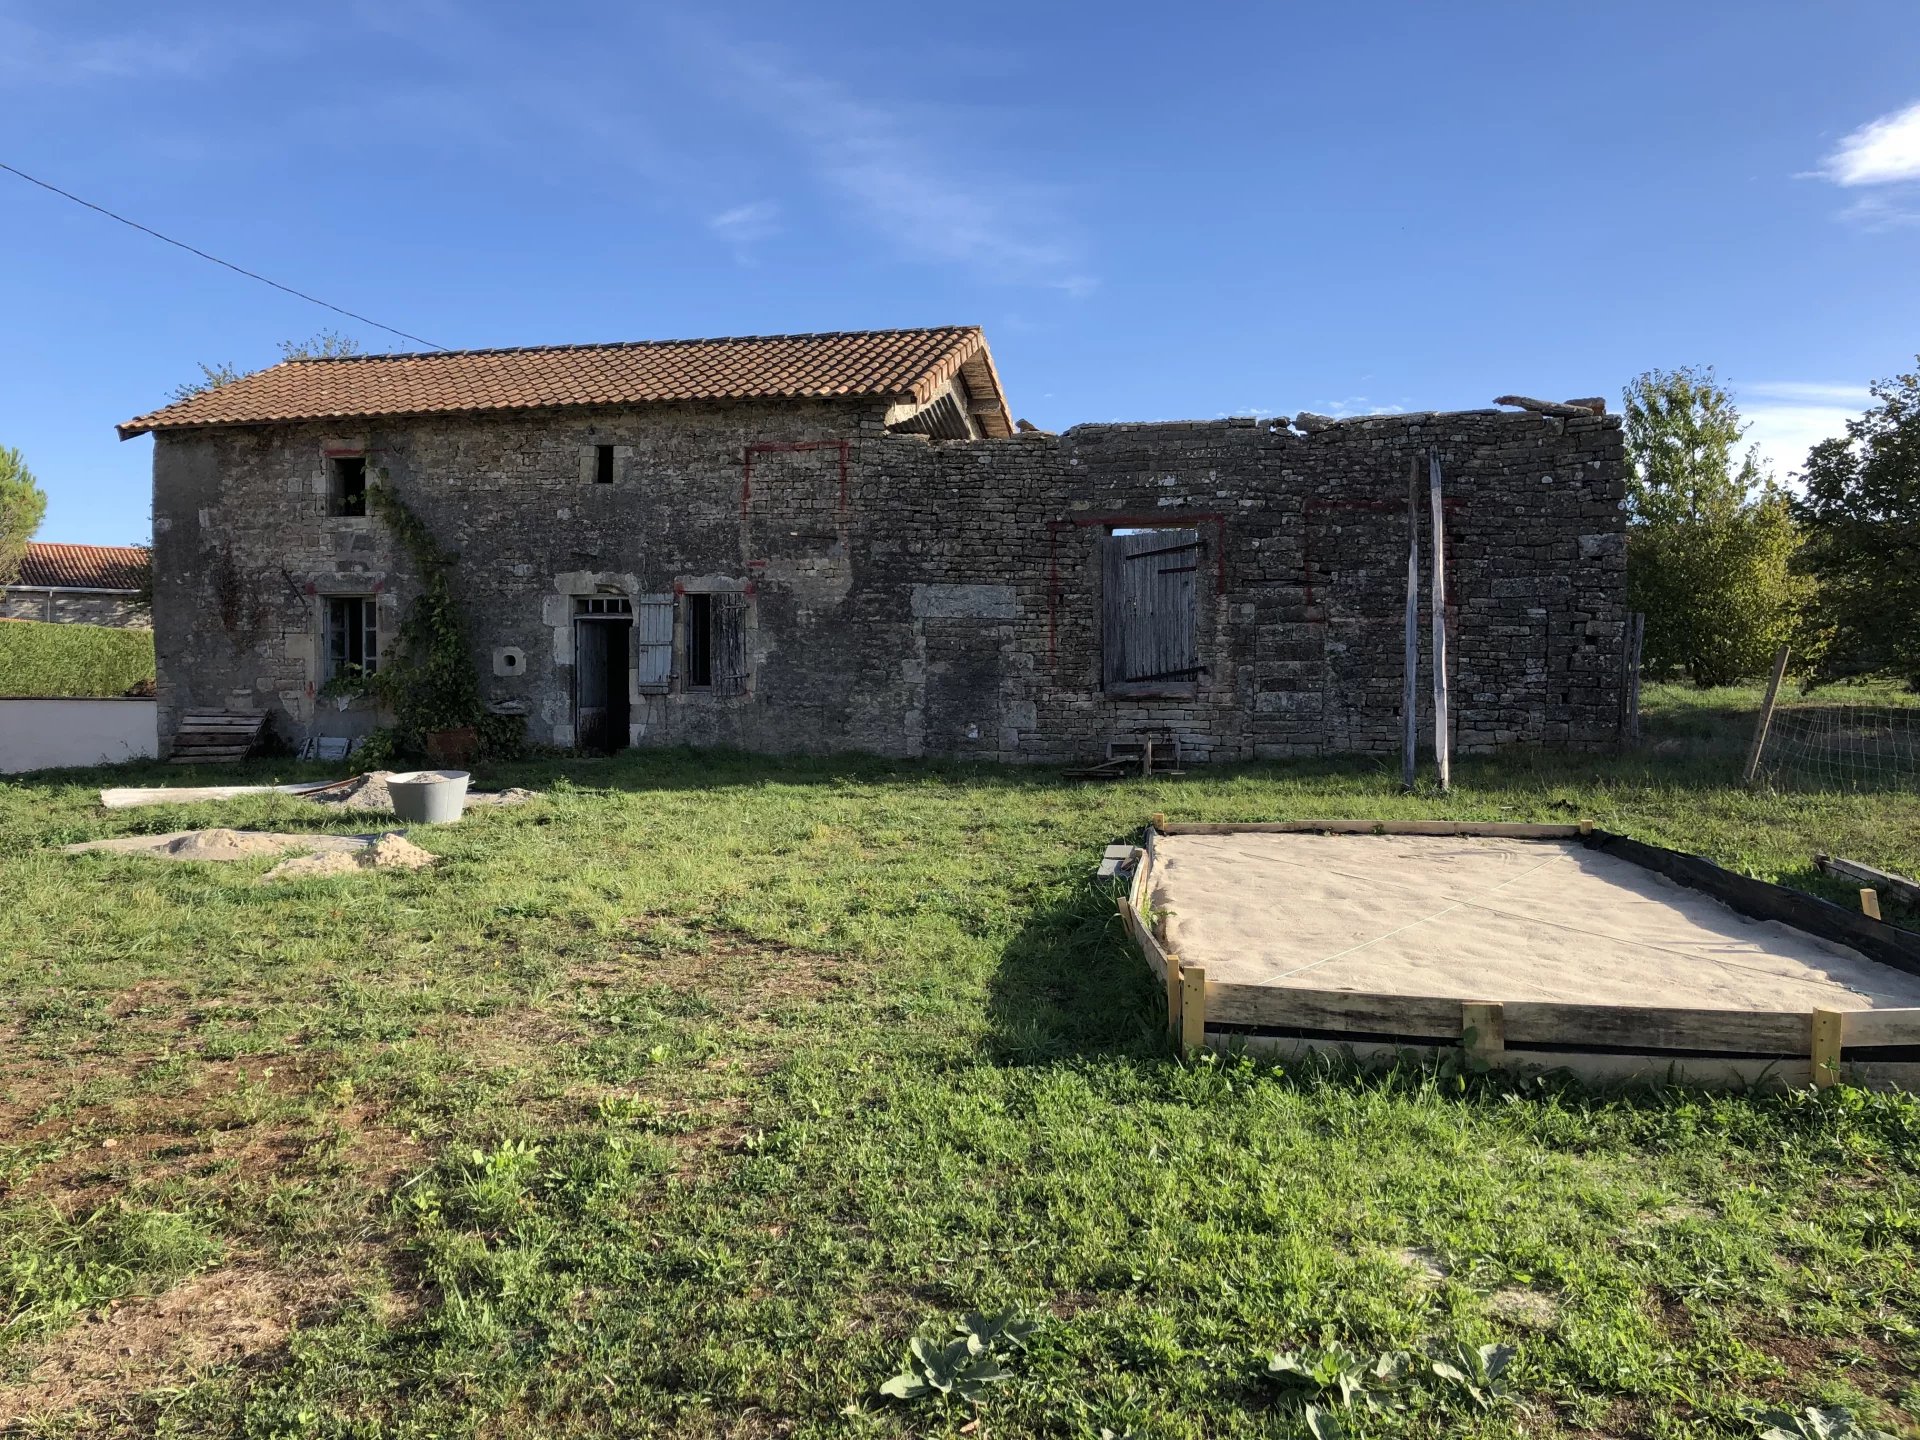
(0, 1262, 349, 1425)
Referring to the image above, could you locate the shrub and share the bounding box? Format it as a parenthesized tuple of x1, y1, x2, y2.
(0, 620, 155, 698)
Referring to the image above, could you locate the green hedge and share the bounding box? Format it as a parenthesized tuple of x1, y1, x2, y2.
(0, 620, 156, 698)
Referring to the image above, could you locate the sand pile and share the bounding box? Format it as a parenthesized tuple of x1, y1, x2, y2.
(308, 773, 537, 813)
(262, 832, 436, 882)
(164, 829, 303, 860)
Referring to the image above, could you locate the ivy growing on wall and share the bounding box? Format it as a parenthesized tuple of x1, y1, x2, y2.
(321, 474, 484, 747)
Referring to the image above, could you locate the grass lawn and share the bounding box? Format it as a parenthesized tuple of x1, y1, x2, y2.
(0, 621, 155, 698)
(4, 683, 1920, 1437)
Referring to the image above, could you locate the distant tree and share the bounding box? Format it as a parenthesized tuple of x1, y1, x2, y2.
(170, 329, 363, 402)
(1622, 367, 1805, 686)
(1794, 358, 1920, 688)
(0, 446, 49, 589)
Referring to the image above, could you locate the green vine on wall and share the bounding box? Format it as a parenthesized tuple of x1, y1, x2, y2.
(321, 474, 483, 743)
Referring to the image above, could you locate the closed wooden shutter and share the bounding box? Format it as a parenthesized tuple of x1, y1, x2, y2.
(1103, 529, 1201, 694)
(712, 593, 750, 696)
(635, 594, 673, 693)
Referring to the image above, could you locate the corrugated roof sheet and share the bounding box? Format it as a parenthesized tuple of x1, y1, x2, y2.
(119, 326, 1013, 438)
(14, 542, 150, 592)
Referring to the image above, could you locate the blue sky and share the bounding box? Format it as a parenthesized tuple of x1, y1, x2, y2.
(4, 1, 1919, 545)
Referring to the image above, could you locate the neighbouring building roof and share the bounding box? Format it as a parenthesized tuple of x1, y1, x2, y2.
(13, 542, 150, 592)
(117, 326, 1015, 440)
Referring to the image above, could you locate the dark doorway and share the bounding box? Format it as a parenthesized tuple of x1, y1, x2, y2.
(574, 596, 632, 752)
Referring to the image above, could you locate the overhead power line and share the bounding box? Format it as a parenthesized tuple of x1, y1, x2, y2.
(0, 159, 446, 352)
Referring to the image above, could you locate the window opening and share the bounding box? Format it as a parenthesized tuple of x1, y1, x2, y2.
(326, 596, 378, 680)
(685, 593, 714, 687)
(594, 444, 615, 484)
(328, 455, 367, 517)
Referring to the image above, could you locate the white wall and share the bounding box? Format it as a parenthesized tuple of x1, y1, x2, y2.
(0, 698, 157, 773)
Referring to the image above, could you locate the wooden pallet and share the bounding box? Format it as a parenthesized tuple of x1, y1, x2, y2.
(169, 711, 268, 765)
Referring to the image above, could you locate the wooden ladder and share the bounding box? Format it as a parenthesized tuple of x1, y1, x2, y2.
(169, 711, 268, 765)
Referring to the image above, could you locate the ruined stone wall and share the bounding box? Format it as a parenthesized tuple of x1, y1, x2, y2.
(149, 400, 1626, 762)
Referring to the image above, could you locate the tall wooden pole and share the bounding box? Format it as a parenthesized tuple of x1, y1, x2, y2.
(1429, 449, 1450, 792)
(1402, 457, 1420, 790)
(1743, 644, 1791, 786)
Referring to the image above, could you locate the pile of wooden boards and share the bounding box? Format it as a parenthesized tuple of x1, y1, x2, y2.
(168, 711, 268, 765)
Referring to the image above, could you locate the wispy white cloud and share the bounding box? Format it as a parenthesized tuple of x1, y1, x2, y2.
(1819, 100, 1920, 186)
(708, 200, 782, 257)
(1736, 383, 1867, 481)
(1319, 396, 1407, 419)
(1810, 100, 1920, 229)
(691, 37, 1094, 294)
(0, 10, 304, 82)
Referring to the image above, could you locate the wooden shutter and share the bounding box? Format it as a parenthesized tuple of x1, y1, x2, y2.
(712, 593, 750, 696)
(1102, 530, 1201, 694)
(634, 594, 673, 693)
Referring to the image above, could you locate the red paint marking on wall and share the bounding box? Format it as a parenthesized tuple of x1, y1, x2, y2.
(741, 439, 853, 515)
(1044, 511, 1230, 673)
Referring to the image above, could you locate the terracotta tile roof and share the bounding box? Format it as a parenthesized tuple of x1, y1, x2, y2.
(14, 542, 150, 592)
(119, 326, 1014, 439)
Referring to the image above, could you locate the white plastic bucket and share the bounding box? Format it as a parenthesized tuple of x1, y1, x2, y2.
(387, 770, 470, 824)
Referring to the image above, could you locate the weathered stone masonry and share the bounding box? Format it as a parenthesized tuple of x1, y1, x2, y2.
(149, 400, 1627, 762)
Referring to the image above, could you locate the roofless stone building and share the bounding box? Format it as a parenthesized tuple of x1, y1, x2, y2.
(118, 326, 1628, 763)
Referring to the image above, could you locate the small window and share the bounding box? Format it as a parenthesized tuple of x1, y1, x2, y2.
(329, 455, 367, 516)
(594, 444, 615, 484)
(684, 593, 714, 687)
(326, 596, 378, 680)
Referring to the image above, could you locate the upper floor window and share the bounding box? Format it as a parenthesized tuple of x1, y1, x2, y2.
(594, 444, 615, 484)
(329, 455, 367, 516)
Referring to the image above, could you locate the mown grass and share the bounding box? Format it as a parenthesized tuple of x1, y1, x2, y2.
(2, 684, 1919, 1437)
(0, 620, 155, 698)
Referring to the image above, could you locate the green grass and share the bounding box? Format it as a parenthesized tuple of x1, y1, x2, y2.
(0, 620, 155, 698)
(3, 684, 1919, 1436)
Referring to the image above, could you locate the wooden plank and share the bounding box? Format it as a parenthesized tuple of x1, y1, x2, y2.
(1212, 1033, 1818, 1089)
(1402, 456, 1419, 791)
(1841, 1008, 1920, 1047)
(1502, 1000, 1809, 1055)
(1817, 854, 1920, 911)
(1429, 449, 1450, 793)
(1155, 819, 1587, 839)
(1861, 888, 1884, 921)
(1207, 982, 1464, 1036)
(1180, 966, 1207, 1055)
(1742, 644, 1790, 785)
(1842, 1060, 1920, 1092)
(1591, 831, 1920, 978)
(1462, 1001, 1504, 1062)
(1811, 1007, 1844, 1089)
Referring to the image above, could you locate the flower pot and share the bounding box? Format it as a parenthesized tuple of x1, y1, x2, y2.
(423, 725, 479, 768)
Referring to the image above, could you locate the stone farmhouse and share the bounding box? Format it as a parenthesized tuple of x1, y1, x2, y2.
(118, 326, 1629, 764)
(2, 542, 151, 627)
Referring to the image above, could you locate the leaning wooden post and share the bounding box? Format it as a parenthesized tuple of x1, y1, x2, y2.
(1180, 966, 1207, 1056)
(1810, 1006, 1844, 1088)
(1743, 645, 1791, 786)
(1402, 456, 1420, 790)
(1428, 449, 1450, 792)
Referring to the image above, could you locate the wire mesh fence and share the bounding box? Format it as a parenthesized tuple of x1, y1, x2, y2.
(1752, 701, 1920, 792)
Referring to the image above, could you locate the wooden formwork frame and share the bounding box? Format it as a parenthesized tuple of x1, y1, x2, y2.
(1116, 818, 1920, 1089)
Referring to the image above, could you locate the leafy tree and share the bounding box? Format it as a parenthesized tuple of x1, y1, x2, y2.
(1794, 358, 1920, 688)
(170, 329, 363, 402)
(1622, 367, 1805, 686)
(0, 445, 49, 589)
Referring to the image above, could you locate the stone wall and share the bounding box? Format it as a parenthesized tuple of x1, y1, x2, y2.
(149, 400, 1627, 762)
(1, 590, 150, 628)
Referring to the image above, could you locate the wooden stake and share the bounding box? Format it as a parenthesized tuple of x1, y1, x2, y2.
(1462, 1001, 1505, 1065)
(1402, 456, 1420, 791)
(1166, 956, 1183, 1041)
(1428, 450, 1450, 792)
(1861, 888, 1883, 922)
(1810, 1006, 1844, 1088)
(1743, 645, 1791, 786)
(1180, 965, 1207, 1055)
